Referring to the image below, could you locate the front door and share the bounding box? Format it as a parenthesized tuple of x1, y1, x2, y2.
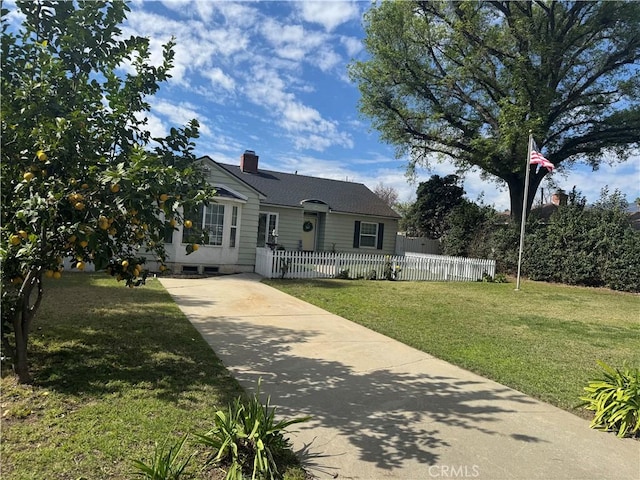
(301, 215, 317, 251)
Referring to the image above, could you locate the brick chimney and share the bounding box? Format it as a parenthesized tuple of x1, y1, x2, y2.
(551, 189, 568, 206)
(240, 150, 259, 173)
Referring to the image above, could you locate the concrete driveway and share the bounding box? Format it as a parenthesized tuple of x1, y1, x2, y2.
(159, 273, 640, 480)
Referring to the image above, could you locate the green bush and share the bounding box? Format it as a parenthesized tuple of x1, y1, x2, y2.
(601, 229, 640, 292)
(195, 381, 310, 480)
(442, 200, 495, 258)
(132, 434, 193, 480)
(580, 361, 640, 438)
(482, 189, 639, 292)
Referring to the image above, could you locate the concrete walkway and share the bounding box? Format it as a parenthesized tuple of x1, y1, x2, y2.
(159, 273, 640, 480)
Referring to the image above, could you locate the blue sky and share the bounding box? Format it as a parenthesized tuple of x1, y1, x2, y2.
(8, 0, 640, 210)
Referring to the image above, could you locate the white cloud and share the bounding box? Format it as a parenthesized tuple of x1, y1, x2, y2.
(140, 112, 169, 139)
(315, 48, 343, 72)
(243, 66, 352, 151)
(340, 35, 363, 58)
(123, 8, 248, 88)
(296, 1, 361, 32)
(261, 19, 328, 62)
(203, 68, 236, 92)
(152, 99, 212, 137)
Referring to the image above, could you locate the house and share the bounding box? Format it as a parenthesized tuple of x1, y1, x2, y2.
(162, 150, 400, 274)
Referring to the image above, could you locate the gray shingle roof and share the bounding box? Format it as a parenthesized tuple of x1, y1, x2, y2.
(207, 157, 399, 218)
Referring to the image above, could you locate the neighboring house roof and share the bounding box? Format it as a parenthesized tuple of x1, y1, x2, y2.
(202, 156, 400, 219)
(529, 203, 559, 222)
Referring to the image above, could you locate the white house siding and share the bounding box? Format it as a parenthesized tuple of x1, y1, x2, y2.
(260, 205, 304, 250)
(323, 212, 398, 255)
(205, 162, 262, 271)
(160, 161, 261, 273)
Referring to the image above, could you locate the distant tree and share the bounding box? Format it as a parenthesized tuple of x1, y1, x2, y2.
(1, 1, 215, 382)
(373, 182, 399, 210)
(442, 200, 495, 258)
(350, 1, 640, 223)
(396, 201, 418, 235)
(410, 174, 465, 239)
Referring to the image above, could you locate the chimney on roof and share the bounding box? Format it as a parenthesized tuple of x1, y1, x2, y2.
(240, 150, 259, 174)
(551, 189, 568, 207)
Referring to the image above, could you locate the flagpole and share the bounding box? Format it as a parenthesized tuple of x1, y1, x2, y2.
(515, 132, 533, 291)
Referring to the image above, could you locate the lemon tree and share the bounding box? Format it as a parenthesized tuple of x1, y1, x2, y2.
(1, 1, 215, 382)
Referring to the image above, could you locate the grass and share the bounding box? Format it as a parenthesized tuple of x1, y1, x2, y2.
(263, 278, 640, 413)
(0, 273, 304, 480)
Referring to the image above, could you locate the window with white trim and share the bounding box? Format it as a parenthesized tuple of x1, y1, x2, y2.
(230, 206, 238, 248)
(257, 212, 278, 247)
(182, 204, 225, 246)
(359, 222, 378, 248)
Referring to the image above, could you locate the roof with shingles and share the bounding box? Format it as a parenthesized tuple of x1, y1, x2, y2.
(202, 156, 399, 218)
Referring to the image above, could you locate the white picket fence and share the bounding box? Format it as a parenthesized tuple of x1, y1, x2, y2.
(255, 248, 495, 282)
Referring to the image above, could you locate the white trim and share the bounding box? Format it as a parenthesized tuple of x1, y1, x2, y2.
(212, 183, 248, 202)
(359, 221, 378, 249)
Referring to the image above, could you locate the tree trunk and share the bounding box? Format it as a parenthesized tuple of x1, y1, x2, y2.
(11, 269, 44, 384)
(507, 167, 547, 224)
(13, 311, 32, 384)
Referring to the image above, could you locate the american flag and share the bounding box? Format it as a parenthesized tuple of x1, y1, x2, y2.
(530, 142, 554, 172)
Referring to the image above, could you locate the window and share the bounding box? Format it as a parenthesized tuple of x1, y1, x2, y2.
(164, 225, 174, 244)
(230, 206, 238, 248)
(353, 221, 384, 249)
(257, 212, 278, 247)
(204, 204, 225, 245)
(359, 222, 378, 248)
(182, 204, 225, 246)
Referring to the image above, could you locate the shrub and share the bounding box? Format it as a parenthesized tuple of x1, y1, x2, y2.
(132, 434, 193, 480)
(195, 380, 310, 480)
(336, 268, 350, 280)
(580, 361, 640, 438)
(442, 200, 495, 258)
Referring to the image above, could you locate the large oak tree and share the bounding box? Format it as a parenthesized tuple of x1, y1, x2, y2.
(349, 1, 640, 221)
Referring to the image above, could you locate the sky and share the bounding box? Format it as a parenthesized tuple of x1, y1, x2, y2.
(7, 0, 640, 211)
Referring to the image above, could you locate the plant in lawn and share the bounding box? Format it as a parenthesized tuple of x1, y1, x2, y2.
(132, 434, 194, 480)
(195, 380, 311, 480)
(580, 361, 640, 438)
(335, 268, 350, 280)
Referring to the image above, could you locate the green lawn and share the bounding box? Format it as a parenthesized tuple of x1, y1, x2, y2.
(0, 274, 302, 480)
(264, 278, 640, 413)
